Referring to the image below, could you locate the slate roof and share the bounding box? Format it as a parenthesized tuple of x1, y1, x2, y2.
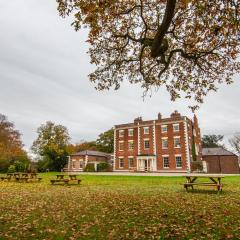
(70, 150, 111, 157)
(202, 147, 237, 156)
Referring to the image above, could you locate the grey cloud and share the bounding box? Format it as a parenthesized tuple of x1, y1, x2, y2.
(0, 0, 239, 151)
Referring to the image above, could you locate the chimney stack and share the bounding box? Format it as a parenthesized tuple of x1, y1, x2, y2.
(157, 113, 162, 120)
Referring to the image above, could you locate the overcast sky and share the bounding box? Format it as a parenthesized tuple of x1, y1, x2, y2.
(0, 0, 239, 152)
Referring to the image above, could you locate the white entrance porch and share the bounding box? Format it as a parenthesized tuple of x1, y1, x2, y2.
(137, 156, 157, 172)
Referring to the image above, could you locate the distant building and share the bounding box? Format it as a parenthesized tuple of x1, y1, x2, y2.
(114, 111, 202, 172)
(66, 150, 111, 172)
(202, 147, 240, 174)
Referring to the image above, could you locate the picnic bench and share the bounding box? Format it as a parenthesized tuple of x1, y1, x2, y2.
(1, 173, 42, 182)
(50, 174, 81, 185)
(183, 174, 224, 192)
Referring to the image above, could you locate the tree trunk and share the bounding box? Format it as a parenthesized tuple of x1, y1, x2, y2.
(151, 0, 176, 58)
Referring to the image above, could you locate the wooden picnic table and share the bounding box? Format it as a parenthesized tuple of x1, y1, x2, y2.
(183, 174, 224, 192)
(51, 174, 81, 185)
(2, 173, 42, 182)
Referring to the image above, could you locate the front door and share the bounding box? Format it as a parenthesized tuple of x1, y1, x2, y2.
(144, 160, 148, 171)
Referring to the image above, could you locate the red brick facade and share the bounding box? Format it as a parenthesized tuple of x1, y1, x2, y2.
(114, 111, 202, 172)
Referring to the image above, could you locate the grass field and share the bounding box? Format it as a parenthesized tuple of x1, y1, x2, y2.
(0, 173, 240, 240)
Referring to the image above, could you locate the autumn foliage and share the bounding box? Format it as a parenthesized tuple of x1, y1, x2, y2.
(0, 114, 29, 171)
(57, 0, 239, 109)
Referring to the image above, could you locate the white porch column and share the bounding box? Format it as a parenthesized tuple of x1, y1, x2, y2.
(67, 156, 71, 172)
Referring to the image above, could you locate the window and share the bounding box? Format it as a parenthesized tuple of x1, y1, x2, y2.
(144, 127, 149, 134)
(119, 130, 124, 137)
(119, 158, 124, 168)
(79, 161, 84, 169)
(173, 123, 180, 132)
(128, 129, 134, 136)
(163, 156, 169, 168)
(128, 140, 134, 150)
(175, 156, 182, 168)
(162, 138, 168, 149)
(119, 141, 124, 151)
(144, 139, 150, 149)
(174, 137, 181, 148)
(128, 157, 134, 168)
(72, 160, 76, 169)
(161, 125, 167, 133)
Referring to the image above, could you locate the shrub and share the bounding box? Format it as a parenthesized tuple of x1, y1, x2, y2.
(191, 161, 203, 172)
(97, 162, 110, 172)
(7, 165, 16, 173)
(84, 163, 95, 172)
(15, 161, 26, 172)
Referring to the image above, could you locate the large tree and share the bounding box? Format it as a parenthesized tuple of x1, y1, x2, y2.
(67, 141, 98, 153)
(0, 114, 29, 172)
(96, 128, 114, 153)
(32, 121, 70, 171)
(202, 134, 224, 148)
(57, 0, 239, 109)
(229, 133, 240, 155)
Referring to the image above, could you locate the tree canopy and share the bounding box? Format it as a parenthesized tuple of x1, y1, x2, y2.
(0, 114, 30, 172)
(229, 133, 240, 155)
(57, 0, 240, 109)
(32, 121, 70, 171)
(67, 128, 114, 154)
(96, 128, 114, 153)
(202, 134, 224, 148)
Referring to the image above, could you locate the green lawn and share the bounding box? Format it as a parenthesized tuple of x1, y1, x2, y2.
(0, 173, 240, 240)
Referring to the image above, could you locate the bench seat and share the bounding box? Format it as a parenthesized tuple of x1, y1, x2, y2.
(50, 179, 81, 185)
(50, 179, 69, 184)
(183, 182, 223, 191)
(184, 182, 223, 186)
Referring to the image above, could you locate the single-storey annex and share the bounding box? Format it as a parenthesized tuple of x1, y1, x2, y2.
(202, 147, 240, 174)
(65, 150, 111, 172)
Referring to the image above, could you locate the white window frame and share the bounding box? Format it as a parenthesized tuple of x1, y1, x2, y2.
(173, 123, 180, 132)
(161, 125, 168, 133)
(144, 139, 150, 149)
(128, 140, 134, 151)
(162, 155, 169, 168)
(119, 141, 124, 151)
(128, 157, 134, 168)
(72, 160, 76, 169)
(79, 160, 84, 169)
(119, 157, 124, 168)
(119, 129, 124, 138)
(128, 129, 134, 137)
(175, 155, 182, 168)
(144, 127, 150, 135)
(174, 136, 181, 148)
(162, 137, 168, 149)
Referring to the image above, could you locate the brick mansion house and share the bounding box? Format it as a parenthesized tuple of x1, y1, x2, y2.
(113, 111, 202, 173)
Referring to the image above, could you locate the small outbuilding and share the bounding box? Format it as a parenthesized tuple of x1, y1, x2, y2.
(202, 147, 240, 174)
(65, 150, 111, 172)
